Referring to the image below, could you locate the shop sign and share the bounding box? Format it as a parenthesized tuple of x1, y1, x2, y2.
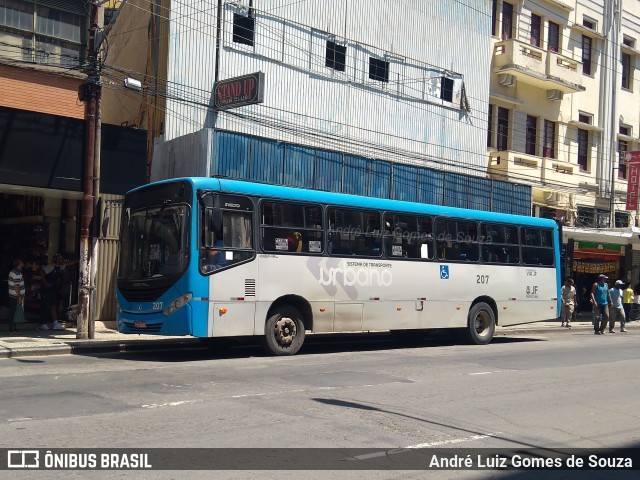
(573, 241, 624, 254)
(214, 72, 265, 111)
(624, 151, 640, 210)
(572, 260, 618, 274)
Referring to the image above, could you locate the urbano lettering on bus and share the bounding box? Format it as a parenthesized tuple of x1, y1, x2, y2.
(319, 265, 393, 287)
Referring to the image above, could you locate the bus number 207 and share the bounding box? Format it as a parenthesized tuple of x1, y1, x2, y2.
(476, 275, 489, 284)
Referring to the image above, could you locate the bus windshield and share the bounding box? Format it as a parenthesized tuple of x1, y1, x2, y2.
(119, 203, 190, 280)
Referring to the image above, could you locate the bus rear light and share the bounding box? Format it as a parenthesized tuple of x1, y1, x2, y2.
(396, 306, 402, 311)
(219, 308, 228, 315)
(163, 293, 192, 316)
(231, 297, 245, 301)
(456, 307, 461, 310)
(319, 307, 326, 312)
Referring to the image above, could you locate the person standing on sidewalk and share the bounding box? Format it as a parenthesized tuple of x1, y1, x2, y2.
(560, 278, 576, 328)
(7, 258, 25, 333)
(591, 274, 612, 335)
(609, 280, 627, 333)
(623, 281, 634, 323)
(38, 255, 66, 331)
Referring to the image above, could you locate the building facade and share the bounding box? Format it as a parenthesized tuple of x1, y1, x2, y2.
(0, 0, 147, 323)
(104, 0, 533, 215)
(488, 0, 640, 290)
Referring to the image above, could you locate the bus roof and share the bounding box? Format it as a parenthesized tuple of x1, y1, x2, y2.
(134, 177, 556, 229)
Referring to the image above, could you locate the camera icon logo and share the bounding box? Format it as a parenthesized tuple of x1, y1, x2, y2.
(7, 450, 40, 468)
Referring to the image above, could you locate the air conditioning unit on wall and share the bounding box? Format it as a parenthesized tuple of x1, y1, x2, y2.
(547, 89, 563, 101)
(499, 74, 516, 87)
(545, 191, 565, 206)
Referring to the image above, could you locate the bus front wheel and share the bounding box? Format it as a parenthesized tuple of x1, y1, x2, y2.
(263, 306, 306, 356)
(465, 302, 495, 345)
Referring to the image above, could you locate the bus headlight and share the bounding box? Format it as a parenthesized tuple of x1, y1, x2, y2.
(163, 293, 192, 316)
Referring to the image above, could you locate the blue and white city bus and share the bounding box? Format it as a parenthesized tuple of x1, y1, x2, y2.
(116, 177, 561, 355)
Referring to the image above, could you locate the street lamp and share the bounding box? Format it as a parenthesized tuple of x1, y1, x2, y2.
(124, 77, 142, 92)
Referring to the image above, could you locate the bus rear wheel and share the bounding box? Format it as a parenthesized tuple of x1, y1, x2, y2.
(263, 306, 306, 356)
(465, 302, 495, 345)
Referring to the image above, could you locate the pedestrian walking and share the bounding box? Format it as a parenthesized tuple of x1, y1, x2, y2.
(623, 281, 634, 323)
(632, 283, 640, 322)
(7, 258, 25, 333)
(591, 274, 612, 335)
(38, 254, 70, 331)
(560, 278, 576, 328)
(609, 280, 627, 333)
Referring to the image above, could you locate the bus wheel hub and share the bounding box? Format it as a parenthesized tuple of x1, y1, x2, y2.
(274, 317, 296, 345)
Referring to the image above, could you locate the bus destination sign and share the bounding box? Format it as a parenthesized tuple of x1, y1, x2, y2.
(214, 72, 265, 111)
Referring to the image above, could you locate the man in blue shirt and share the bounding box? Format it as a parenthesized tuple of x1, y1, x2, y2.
(591, 274, 612, 335)
(609, 280, 628, 333)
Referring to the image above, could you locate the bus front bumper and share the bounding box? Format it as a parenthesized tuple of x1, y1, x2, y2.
(117, 304, 192, 336)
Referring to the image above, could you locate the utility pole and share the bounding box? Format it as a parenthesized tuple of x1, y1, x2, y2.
(77, 0, 102, 339)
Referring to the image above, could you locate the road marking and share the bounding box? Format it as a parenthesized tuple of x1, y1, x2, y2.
(224, 382, 409, 400)
(141, 400, 200, 409)
(469, 371, 494, 375)
(404, 433, 501, 449)
(7, 417, 33, 422)
(351, 433, 501, 460)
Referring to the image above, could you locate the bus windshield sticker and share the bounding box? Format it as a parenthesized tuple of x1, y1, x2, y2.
(309, 240, 321, 253)
(225, 251, 234, 260)
(392, 245, 402, 256)
(275, 238, 288, 250)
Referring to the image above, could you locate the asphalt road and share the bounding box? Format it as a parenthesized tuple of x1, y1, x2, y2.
(0, 330, 638, 480)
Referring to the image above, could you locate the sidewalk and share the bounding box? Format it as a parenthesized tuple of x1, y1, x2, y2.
(0, 321, 199, 358)
(0, 317, 637, 359)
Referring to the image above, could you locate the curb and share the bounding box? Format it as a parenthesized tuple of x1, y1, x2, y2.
(1, 324, 635, 358)
(0, 338, 203, 359)
(498, 323, 638, 336)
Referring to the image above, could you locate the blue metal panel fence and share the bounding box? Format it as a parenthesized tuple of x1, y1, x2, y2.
(343, 155, 369, 196)
(392, 164, 418, 202)
(284, 144, 315, 188)
(512, 184, 532, 216)
(251, 136, 284, 185)
(214, 131, 250, 179)
(368, 160, 391, 199)
(213, 130, 532, 215)
(444, 172, 469, 209)
(417, 168, 444, 205)
(469, 176, 492, 212)
(314, 149, 342, 193)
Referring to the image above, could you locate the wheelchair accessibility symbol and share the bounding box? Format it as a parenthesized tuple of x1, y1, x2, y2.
(440, 265, 449, 279)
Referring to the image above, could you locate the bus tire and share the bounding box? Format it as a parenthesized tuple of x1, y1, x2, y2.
(263, 306, 306, 356)
(465, 302, 495, 345)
